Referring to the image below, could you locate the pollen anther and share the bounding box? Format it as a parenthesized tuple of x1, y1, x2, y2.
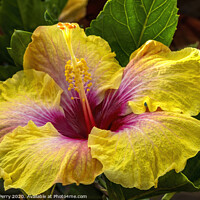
(64, 58, 92, 99)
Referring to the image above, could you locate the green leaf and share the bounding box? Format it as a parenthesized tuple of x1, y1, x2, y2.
(0, 0, 68, 35)
(45, 0, 68, 20)
(14, 0, 68, 31)
(0, 65, 21, 81)
(182, 152, 200, 185)
(0, 0, 68, 65)
(15, 0, 47, 31)
(161, 193, 176, 200)
(0, 0, 24, 35)
(194, 113, 200, 120)
(86, 0, 179, 66)
(188, 42, 199, 48)
(44, 10, 55, 25)
(8, 30, 32, 67)
(0, 35, 14, 64)
(104, 175, 125, 200)
(108, 172, 198, 200)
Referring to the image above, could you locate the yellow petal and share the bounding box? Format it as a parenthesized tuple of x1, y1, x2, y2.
(88, 112, 200, 189)
(24, 24, 123, 101)
(0, 121, 103, 195)
(59, 0, 88, 22)
(0, 69, 63, 139)
(123, 40, 200, 116)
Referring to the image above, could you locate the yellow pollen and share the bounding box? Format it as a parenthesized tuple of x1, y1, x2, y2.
(64, 58, 92, 99)
(87, 83, 92, 87)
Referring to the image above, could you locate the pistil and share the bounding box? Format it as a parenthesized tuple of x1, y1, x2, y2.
(58, 22, 96, 134)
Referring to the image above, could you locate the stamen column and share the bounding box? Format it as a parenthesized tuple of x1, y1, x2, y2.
(58, 22, 96, 134)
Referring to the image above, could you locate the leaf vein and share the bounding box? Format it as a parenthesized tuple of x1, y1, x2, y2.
(153, 8, 177, 40)
(111, 27, 129, 57)
(146, 2, 171, 28)
(124, 0, 137, 46)
(109, 1, 127, 27)
(137, 0, 156, 47)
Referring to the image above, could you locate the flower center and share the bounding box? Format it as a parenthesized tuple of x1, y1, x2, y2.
(58, 22, 96, 134)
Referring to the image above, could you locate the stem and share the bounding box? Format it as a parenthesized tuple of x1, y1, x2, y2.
(97, 176, 107, 189)
(94, 182, 108, 197)
(20, 189, 30, 200)
(50, 184, 56, 196)
(162, 192, 176, 200)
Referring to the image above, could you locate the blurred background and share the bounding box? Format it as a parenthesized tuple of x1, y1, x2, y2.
(171, 0, 200, 50)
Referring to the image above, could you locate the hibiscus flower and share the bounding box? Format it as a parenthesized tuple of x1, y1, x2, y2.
(0, 23, 200, 195)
